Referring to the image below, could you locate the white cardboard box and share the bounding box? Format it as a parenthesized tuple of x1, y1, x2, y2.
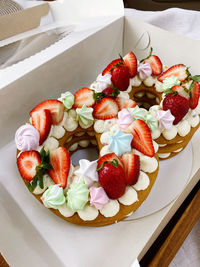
(0, 2, 200, 267)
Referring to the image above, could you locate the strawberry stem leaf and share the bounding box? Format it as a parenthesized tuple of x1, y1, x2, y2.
(164, 88, 178, 96)
(140, 47, 153, 63)
(189, 81, 195, 95)
(97, 159, 119, 171)
(27, 147, 53, 192)
(111, 159, 118, 168)
(191, 75, 200, 83)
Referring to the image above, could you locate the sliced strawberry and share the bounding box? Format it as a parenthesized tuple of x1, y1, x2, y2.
(189, 81, 200, 109)
(158, 64, 188, 82)
(126, 119, 155, 157)
(17, 150, 41, 181)
(97, 153, 124, 169)
(123, 51, 137, 78)
(116, 97, 136, 110)
(31, 109, 51, 145)
(48, 147, 70, 188)
(102, 58, 121, 76)
(30, 99, 64, 125)
(171, 85, 189, 99)
(122, 154, 140, 185)
(73, 87, 95, 108)
(93, 98, 119, 120)
(144, 55, 162, 75)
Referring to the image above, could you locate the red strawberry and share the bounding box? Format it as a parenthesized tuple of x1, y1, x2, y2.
(126, 119, 155, 157)
(48, 147, 70, 188)
(158, 64, 188, 82)
(102, 58, 121, 76)
(30, 99, 64, 125)
(102, 87, 119, 99)
(111, 65, 130, 91)
(171, 85, 189, 99)
(98, 160, 126, 199)
(31, 109, 51, 145)
(17, 150, 41, 181)
(97, 153, 124, 169)
(73, 87, 95, 108)
(116, 97, 136, 110)
(163, 93, 190, 124)
(122, 154, 140, 185)
(93, 98, 119, 120)
(189, 81, 200, 109)
(144, 55, 162, 75)
(123, 51, 137, 78)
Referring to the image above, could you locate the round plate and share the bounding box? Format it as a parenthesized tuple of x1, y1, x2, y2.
(127, 142, 193, 220)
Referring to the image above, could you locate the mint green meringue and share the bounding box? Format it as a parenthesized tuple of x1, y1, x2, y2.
(128, 106, 147, 121)
(162, 75, 180, 90)
(42, 185, 65, 209)
(58, 91, 74, 109)
(76, 104, 94, 125)
(145, 114, 158, 132)
(108, 129, 133, 156)
(67, 180, 89, 212)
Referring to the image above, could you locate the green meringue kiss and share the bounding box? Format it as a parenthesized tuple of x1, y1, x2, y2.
(67, 180, 89, 212)
(128, 106, 147, 120)
(145, 114, 158, 132)
(76, 104, 94, 126)
(42, 185, 65, 209)
(58, 91, 74, 109)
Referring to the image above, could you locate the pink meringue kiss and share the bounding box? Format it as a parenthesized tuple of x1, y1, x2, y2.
(156, 110, 175, 130)
(15, 124, 40, 151)
(118, 108, 133, 129)
(89, 187, 109, 210)
(138, 63, 152, 80)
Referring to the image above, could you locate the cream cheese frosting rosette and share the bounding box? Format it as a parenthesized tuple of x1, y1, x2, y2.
(15, 49, 199, 226)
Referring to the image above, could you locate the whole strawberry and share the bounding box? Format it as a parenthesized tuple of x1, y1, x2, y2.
(111, 65, 130, 91)
(163, 93, 190, 125)
(98, 159, 126, 199)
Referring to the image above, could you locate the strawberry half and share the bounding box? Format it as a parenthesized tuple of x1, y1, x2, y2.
(158, 64, 188, 82)
(98, 160, 126, 199)
(73, 87, 95, 108)
(189, 81, 200, 109)
(122, 154, 140, 186)
(30, 99, 64, 125)
(123, 51, 137, 78)
(111, 65, 130, 91)
(126, 119, 155, 157)
(93, 98, 119, 120)
(102, 58, 121, 76)
(144, 55, 162, 75)
(48, 147, 70, 188)
(31, 109, 51, 145)
(17, 150, 41, 181)
(97, 153, 124, 169)
(116, 97, 136, 110)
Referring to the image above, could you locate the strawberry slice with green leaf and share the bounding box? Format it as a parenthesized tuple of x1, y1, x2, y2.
(122, 154, 140, 185)
(144, 55, 162, 75)
(30, 99, 64, 125)
(158, 64, 188, 82)
(126, 119, 155, 157)
(93, 98, 119, 120)
(31, 109, 51, 145)
(102, 58, 122, 76)
(73, 87, 95, 108)
(189, 81, 200, 109)
(116, 97, 136, 110)
(48, 147, 70, 188)
(17, 147, 53, 192)
(17, 150, 41, 181)
(123, 51, 137, 78)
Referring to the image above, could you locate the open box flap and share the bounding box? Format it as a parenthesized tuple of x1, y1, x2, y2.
(0, 0, 124, 88)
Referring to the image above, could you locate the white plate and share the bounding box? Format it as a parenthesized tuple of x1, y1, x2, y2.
(128, 142, 193, 220)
